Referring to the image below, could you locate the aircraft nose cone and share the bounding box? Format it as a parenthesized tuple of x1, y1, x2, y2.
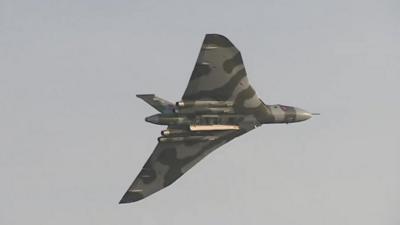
(295, 108, 312, 122)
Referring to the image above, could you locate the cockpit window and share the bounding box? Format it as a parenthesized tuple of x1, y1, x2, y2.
(279, 105, 288, 111)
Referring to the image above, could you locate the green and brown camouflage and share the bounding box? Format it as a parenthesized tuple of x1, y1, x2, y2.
(119, 34, 314, 204)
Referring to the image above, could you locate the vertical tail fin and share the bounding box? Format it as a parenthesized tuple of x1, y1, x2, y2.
(136, 94, 174, 113)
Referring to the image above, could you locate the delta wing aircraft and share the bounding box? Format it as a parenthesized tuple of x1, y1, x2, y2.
(119, 34, 315, 203)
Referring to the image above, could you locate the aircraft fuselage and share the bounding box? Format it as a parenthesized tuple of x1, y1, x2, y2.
(145, 101, 312, 127)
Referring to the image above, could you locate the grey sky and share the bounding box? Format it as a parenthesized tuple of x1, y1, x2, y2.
(1, 0, 399, 224)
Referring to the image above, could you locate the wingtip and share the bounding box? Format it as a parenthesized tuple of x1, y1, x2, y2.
(119, 191, 145, 204)
(118, 199, 131, 204)
(205, 33, 226, 37)
(203, 34, 234, 48)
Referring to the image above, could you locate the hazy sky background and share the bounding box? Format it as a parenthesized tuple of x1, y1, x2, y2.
(1, 0, 399, 224)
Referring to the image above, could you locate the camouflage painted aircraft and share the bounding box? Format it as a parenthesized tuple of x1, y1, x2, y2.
(119, 34, 315, 204)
